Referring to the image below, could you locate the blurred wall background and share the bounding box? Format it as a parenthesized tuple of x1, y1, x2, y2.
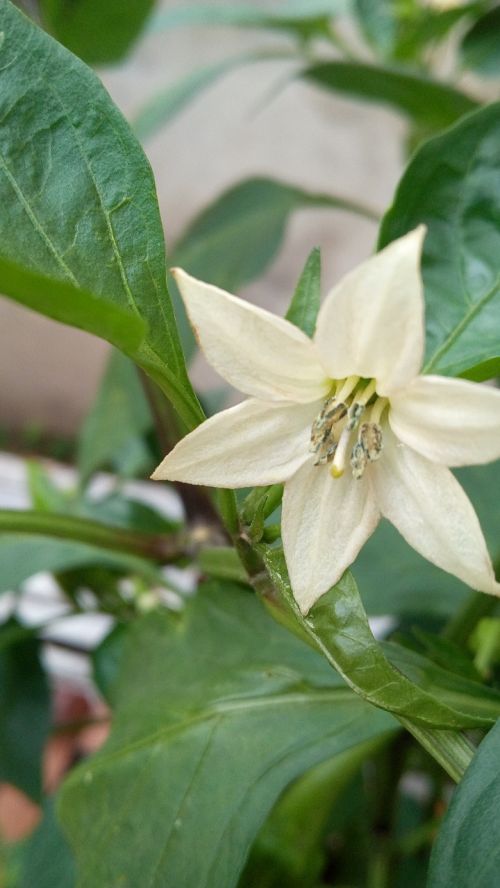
(0, 0, 405, 437)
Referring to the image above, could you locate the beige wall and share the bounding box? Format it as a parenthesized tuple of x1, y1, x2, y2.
(1, 4, 405, 435)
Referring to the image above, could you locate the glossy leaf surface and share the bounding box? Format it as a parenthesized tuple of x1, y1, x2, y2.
(428, 719, 500, 887)
(60, 584, 395, 888)
(0, 1, 202, 428)
(380, 102, 500, 380)
(262, 550, 499, 728)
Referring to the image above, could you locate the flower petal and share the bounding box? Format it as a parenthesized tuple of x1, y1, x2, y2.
(371, 427, 500, 595)
(389, 375, 500, 467)
(152, 398, 320, 487)
(282, 460, 380, 614)
(314, 227, 426, 395)
(172, 269, 330, 402)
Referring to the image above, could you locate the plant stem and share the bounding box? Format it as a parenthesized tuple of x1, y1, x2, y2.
(398, 718, 475, 783)
(0, 508, 186, 562)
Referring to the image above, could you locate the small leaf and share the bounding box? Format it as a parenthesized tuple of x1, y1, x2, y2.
(427, 719, 500, 888)
(39, 0, 154, 64)
(262, 549, 500, 728)
(59, 583, 395, 888)
(461, 6, 500, 78)
(379, 102, 500, 380)
(285, 247, 321, 337)
(303, 61, 478, 130)
(0, 621, 51, 801)
(150, 1, 346, 40)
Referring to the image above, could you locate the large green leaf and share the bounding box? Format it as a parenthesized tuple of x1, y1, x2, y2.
(262, 551, 500, 728)
(59, 584, 395, 888)
(379, 102, 500, 380)
(0, 621, 50, 800)
(303, 61, 478, 130)
(427, 718, 500, 887)
(39, 0, 155, 65)
(241, 734, 389, 888)
(0, 1, 202, 429)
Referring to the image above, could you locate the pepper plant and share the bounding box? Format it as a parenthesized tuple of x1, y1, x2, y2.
(1, 1, 500, 887)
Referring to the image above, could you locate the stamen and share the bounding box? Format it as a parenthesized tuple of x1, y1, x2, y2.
(330, 426, 352, 478)
(359, 422, 383, 462)
(335, 375, 360, 403)
(314, 439, 337, 466)
(350, 441, 367, 480)
(370, 397, 388, 425)
(356, 378, 377, 406)
(346, 401, 365, 431)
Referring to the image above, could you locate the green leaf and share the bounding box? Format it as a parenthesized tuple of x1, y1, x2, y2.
(39, 0, 154, 64)
(173, 177, 377, 358)
(262, 549, 498, 728)
(78, 351, 153, 483)
(285, 247, 321, 337)
(355, 460, 500, 618)
(17, 798, 75, 888)
(427, 718, 500, 887)
(242, 734, 389, 888)
(0, 1, 202, 429)
(0, 257, 146, 358)
(303, 61, 478, 130)
(382, 641, 500, 722)
(59, 583, 395, 888)
(150, 1, 347, 40)
(0, 621, 50, 800)
(0, 534, 160, 593)
(461, 6, 500, 77)
(379, 102, 500, 380)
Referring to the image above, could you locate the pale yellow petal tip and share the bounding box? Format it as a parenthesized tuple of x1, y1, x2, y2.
(330, 465, 344, 479)
(150, 465, 166, 482)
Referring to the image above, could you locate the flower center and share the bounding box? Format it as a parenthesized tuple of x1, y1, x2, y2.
(309, 376, 388, 479)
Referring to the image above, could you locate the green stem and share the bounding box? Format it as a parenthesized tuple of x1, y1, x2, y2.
(398, 718, 475, 783)
(0, 509, 185, 562)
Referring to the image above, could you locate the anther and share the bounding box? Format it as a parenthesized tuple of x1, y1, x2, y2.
(350, 441, 367, 480)
(346, 402, 365, 431)
(360, 422, 383, 462)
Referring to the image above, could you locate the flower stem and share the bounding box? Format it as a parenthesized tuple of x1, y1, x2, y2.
(398, 718, 475, 783)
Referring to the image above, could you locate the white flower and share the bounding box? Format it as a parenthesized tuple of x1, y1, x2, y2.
(152, 227, 500, 614)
